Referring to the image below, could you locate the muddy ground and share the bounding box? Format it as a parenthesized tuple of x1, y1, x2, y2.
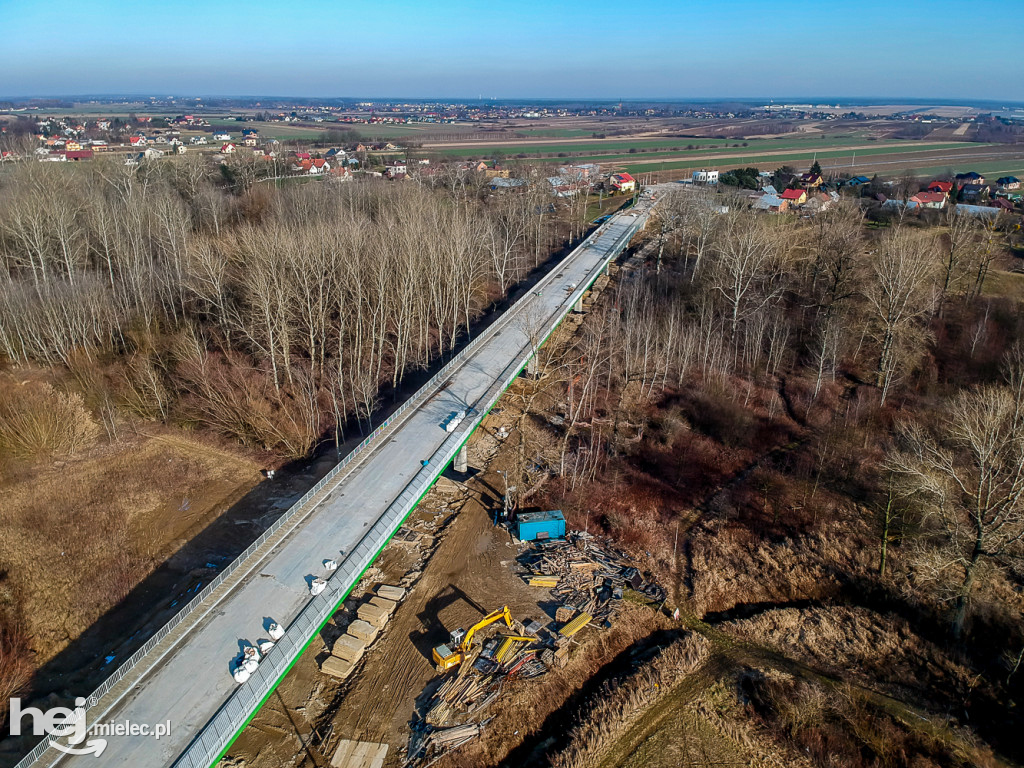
(224, 413, 554, 767)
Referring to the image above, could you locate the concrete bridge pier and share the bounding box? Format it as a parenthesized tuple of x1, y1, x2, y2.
(574, 295, 584, 313)
(454, 443, 468, 473)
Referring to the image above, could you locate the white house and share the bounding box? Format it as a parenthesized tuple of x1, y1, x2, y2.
(190, 136, 208, 145)
(213, 133, 231, 141)
(692, 169, 719, 185)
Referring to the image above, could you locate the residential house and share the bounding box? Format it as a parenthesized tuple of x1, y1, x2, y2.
(799, 172, 823, 189)
(559, 163, 599, 179)
(991, 197, 1015, 212)
(63, 150, 93, 161)
(292, 158, 330, 175)
(129, 136, 146, 147)
(927, 180, 953, 196)
(243, 137, 258, 147)
(996, 176, 1021, 190)
(176, 145, 187, 155)
(213, 133, 231, 141)
(845, 175, 871, 187)
(609, 172, 636, 193)
(753, 193, 788, 212)
(955, 171, 984, 187)
(64, 140, 82, 152)
(760, 184, 778, 195)
(144, 147, 164, 159)
(780, 188, 807, 205)
(547, 176, 584, 197)
(909, 190, 947, 209)
(190, 136, 208, 145)
(490, 177, 528, 192)
(804, 191, 840, 214)
(484, 162, 510, 179)
(961, 183, 988, 202)
(221, 143, 235, 154)
(692, 169, 719, 185)
(385, 160, 407, 178)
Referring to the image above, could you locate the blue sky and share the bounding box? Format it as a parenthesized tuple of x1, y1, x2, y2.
(1, 0, 1021, 100)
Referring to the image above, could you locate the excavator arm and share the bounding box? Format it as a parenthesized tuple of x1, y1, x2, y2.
(461, 605, 512, 652)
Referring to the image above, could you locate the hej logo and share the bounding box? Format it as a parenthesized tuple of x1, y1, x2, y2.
(8, 698, 107, 757)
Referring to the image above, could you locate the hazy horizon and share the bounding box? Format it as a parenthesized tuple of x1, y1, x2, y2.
(2, 0, 1022, 101)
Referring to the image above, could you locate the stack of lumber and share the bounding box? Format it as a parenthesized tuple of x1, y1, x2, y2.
(519, 531, 666, 624)
(320, 656, 354, 680)
(332, 633, 368, 664)
(347, 619, 378, 643)
(330, 739, 387, 768)
(357, 602, 389, 629)
(377, 584, 406, 601)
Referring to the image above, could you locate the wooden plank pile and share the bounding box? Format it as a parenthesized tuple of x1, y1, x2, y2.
(405, 723, 483, 766)
(519, 531, 665, 624)
(330, 739, 388, 768)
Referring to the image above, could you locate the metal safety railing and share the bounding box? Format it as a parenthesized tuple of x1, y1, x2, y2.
(16, 204, 652, 768)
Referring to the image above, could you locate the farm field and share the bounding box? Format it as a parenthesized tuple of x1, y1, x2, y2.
(618, 144, 1023, 177)
(427, 136, 978, 158)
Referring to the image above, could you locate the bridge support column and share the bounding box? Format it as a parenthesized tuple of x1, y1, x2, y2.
(574, 295, 584, 313)
(454, 443, 468, 473)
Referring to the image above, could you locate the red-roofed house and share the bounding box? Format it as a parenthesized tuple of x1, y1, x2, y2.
(610, 172, 636, 193)
(221, 143, 235, 154)
(292, 159, 330, 175)
(63, 150, 94, 161)
(909, 191, 947, 209)
(781, 188, 807, 205)
(927, 180, 953, 195)
(294, 152, 311, 160)
(129, 136, 146, 146)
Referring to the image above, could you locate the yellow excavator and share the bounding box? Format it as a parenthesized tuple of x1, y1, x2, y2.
(432, 605, 513, 672)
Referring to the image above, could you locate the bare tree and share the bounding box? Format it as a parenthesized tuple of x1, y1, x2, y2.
(887, 375, 1024, 637)
(862, 227, 938, 404)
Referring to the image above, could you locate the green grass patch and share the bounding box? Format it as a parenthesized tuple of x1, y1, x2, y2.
(430, 136, 978, 160)
(981, 269, 1024, 300)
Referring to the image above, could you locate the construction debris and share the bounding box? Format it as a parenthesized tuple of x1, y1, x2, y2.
(409, 628, 548, 765)
(559, 611, 592, 638)
(330, 739, 388, 768)
(518, 530, 666, 626)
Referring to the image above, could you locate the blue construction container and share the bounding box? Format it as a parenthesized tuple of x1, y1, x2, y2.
(517, 510, 566, 542)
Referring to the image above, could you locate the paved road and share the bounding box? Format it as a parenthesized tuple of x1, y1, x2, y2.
(37, 196, 657, 768)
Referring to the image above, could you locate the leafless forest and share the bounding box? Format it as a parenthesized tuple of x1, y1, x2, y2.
(1, 157, 1022, 765)
(0, 159, 565, 457)
(520, 191, 1024, 766)
(0, 159, 573, 722)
